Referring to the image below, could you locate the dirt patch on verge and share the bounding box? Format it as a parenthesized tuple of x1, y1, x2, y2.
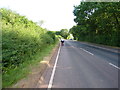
(12, 43, 60, 88)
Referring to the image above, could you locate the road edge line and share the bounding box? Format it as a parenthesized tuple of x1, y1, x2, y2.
(47, 44, 61, 89)
(78, 41, 119, 54)
(109, 63, 120, 70)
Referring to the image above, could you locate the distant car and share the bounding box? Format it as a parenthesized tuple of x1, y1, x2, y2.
(70, 39, 72, 40)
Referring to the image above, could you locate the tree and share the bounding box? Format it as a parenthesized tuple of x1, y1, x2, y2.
(70, 2, 120, 46)
(37, 20, 44, 26)
(55, 29, 69, 39)
(59, 29, 69, 39)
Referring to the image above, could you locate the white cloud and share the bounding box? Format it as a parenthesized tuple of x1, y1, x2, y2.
(0, 0, 81, 31)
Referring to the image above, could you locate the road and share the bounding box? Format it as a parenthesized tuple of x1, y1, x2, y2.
(37, 40, 119, 88)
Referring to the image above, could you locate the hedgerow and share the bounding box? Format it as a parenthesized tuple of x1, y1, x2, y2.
(1, 8, 57, 74)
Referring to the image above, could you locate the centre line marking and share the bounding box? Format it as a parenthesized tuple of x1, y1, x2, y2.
(80, 48, 94, 55)
(47, 44, 61, 90)
(109, 63, 120, 70)
(71, 46, 75, 48)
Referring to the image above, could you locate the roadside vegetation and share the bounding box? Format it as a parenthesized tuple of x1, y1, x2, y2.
(1, 8, 58, 87)
(55, 29, 69, 39)
(70, 2, 120, 47)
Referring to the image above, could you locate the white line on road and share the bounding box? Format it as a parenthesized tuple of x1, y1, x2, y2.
(71, 46, 75, 48)
(109, 63, 120, 70)
(80, 48, 94, 55)
(47, 44, 61, 90)
(82, 42, 119, 54)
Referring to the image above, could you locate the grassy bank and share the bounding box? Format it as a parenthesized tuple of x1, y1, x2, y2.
(1, 8, 58, 87)
(2, 42, 58, 88)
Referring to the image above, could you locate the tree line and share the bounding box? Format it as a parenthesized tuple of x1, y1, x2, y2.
(70, 2, 120, 47)
(55, 29, 69, 39)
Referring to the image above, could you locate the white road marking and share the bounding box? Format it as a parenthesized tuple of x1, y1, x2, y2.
(71, 46, 75, 48)
(109, 63, 120, 70)
(80, 48, 94, 55)
(47, 44, 61, 90)
(82, 42, 119, 54)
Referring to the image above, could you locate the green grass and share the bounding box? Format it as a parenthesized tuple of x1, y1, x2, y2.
(2, 42, 58, 88)
(1, 8, 59, 88)
(0, 74, 2, 90)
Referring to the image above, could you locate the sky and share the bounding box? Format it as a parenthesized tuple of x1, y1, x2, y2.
(0, 0, 81, 31)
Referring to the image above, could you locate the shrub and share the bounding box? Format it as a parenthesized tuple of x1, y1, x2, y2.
(1, 8, 57, 74)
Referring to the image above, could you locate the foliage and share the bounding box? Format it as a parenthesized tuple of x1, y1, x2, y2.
(70, 2, 120, 47)
(67, 34, 74, 39)
(55, 29, 69, 39)
(2, 43, 57, 87)
(1, 8, 57, 75)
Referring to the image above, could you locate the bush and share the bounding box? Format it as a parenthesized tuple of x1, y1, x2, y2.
(1, 8, 57, 74)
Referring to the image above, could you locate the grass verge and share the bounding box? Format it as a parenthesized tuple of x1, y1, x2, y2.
(2, 41, 58, 88)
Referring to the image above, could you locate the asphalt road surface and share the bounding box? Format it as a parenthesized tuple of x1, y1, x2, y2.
(37, 40, 119, 88)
